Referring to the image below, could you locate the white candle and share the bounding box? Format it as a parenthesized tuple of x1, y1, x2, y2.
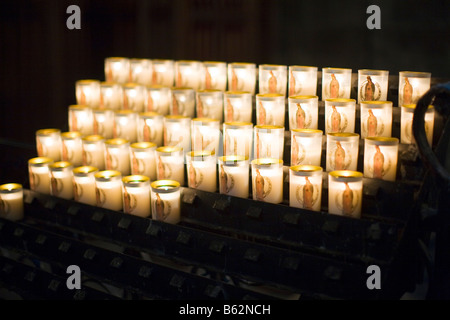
(94, 170, 123, 210)
(163, 115, 191, 153)
(76, 79, 101, 109)
(151, 59, 175, 87)
(61, 132, 83, 167)
(68, 105, 94, 136)
(0, 183, 24, 221)
(357, 69, 389, 103)
(113, 110, 138, 143)
(82, 135, 106, 170)
(401, 104, 435, 145)
(289, 165, 323, 211)
(398, 71, 431, 107)
(28, 157, 54, 194)
(196, 89, 224, 122)
(100, 82, 123, 111)
(122, 83, 146, 112)
(104, 57, 130, 84)
(105, 138, 131, 175)
(36, 128, 62, 161)
(137, 112, 164, 146)
(251, 158, 284, 204)
(175, 60, 202, 90)
(129, 58, 152, 85)
(170, 87, 196, 118)
(258, 64, 287, 96)
(291, 129, 323, 166)
(364, 137, 399, 182)
(256, 93, 285, 127)
(49, 161, 74, 200)
(328, 170, 363, 219)
(227, 62, 257, 95)
(253, 125, 285, 161)
(324, 98, 356, 134)
(326, 133, 360, 172)
(146, 85, 170, 115)
(73, 166, 98, 205)
(202, 61, 227, 91)
(122, 175, 151, 218)
(156, 146, 185, 186)
(186, 151, 217, 192)
(360, 101, 393, 138)
(322, 68, 352, 100)
(288, 95, 319, 130)
(223, 91, 252, 123)
(218, 156, 250, 199)
(92, 108, 115, 139)
(191, 118, 221, 154)
(223, 122, 253, 158)
(130, 142, 157, 181)
(288, 66, 318, 97)
(150, 180, 181, 224)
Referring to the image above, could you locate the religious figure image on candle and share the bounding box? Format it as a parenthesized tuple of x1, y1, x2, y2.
(231, 68, 241, 91)
(193, 127, 214, 152)
(295, 177, 320, 210)
(289, 70, 296, 97)
(403, 119, 430, 144)
(219, 165, 235, 194)
(361, 109, 385, 138)
(291, 103, 313, 130)
(152, 193, 171, 221)
(291, 135, 306, 166)
(328, 141, 352, 171)
(359, 76, 381, 101)
(268, 71, 278, 94)
(224, 130, 237, 156)
(333, 182, 360, 217)
(329, 74, 340, 98)
(176, 70, 184, 87)
(366, 145, 390, 179)
(73, 180, 82, 202)
(225, 98, 236, 122)
(204, 67, 213, 90)
(50, 171, 63, 197)
(152, 69, 159, 85)
(123, 188, 137, 214)
(171, 93, 184, 115)
(187, 162, 204, 189)
(257, 101, 274, 125)
(131, 151, 144, 175)
(156, 156, 173, 180)
(196, 97, 208, 118)
(253, 169, 272, 202)
(327, 106, 348, 133)
(95, 186, 106, 207)
(402, 77, 413, 105)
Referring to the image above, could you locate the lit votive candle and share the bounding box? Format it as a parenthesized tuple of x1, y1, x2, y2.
(105, 138, 131, 175)
(227, 62, 257, 95)
(76, 79, 101, 109)
(28, 157, 54, 194)
(49, 161, 74, 200)
(401, 104, 435, 145)
(92, 108, 115, 139)
(326, 133, 360, 172)
(251, 158, 284, 204)
(223, 91, 252, 123)
(398, 71, 431, 107)
(113, 110, 138, 143)
(360, 101, 393, 138)
(104, 57, 130, 84)
(151, 59, 175, 87)
(137, 112, 164, 146)
(254, 125, 285, 160)
(100, 82, 123, 111)
(288, 95, 319, 130)
(322, 67, 352, 100)
(129, 58, 152, 85)
(357, 69, 389, 103)
(191, 118, 221, 154)
(73, 165, 98, 205)
(150, 180, 181, 224)
(163, 115, 191, 153)
(146, 85, 170, 115)
(130, 142, 157, 181)
(170, 87, 196, 118)
(61, 131, 83, 167)
(186, 151, 217, 192)
(94, 170, 123, 211)
(218, 156, 250, 199)
(82, 135, 106, 170)
(68, 104, 94, 136)
(288, 66, 318, 97)
(223, 122, 253, 158)
(364, 137, 399, 182)
(175, 60, 203, 90)
(256, 93, 286, 126)
(122, 175, 151, 218)
(291, 129, 323, 166)
(156, 146, 185, 185)
(196, 89, 224, 122)
(259, 64, 287, 96)
(289, 165, 323, 211)
(0, 183, 24, 221)
(328, 170, 363, 219)
(122, 82, 146, 112)
(324, 98, 356, 134)
(202, 61, 227, 91)
(36, 128, 62, 161)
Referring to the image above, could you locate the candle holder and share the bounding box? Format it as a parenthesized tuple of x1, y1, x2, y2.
(122, 175, 151, 218)
(163, 115, 191, 153)
(223, 91, 252, 123)
(288, 66, 318, 97)
(82, 135, 106, 170)
(0, 183, 24, 221)
(288, 95, 319, 130)
(322, 68, 352, 100)
(251, 158, 284, 204)
(76, 79, 101, 109)
(191, 118, 221, 154)
(259, 64, 287, 96)
(328, 170, 363, 219)
(100, 82, 123, 110)
(291, 129, 323, 166)
(256, 93, 286, 126)
(227, 62, 257, 95)
(49, 161, 74, 200)
(401, 104, 435, 145)
(186, 151, 217, 192)
(223, 122, 253, 158)
(175, 60, 202, 90)
(94, 170, 123, 211)
(68, 104, 94, 136)
(113, 110, 138, 143)
(137, 112, 164, 146)
(146, 85, 170, 115)
(155, 146, 185, 185)
(122, 83, 147, 112)
(105, 138, 131, 175)
(170, 87, 196, 117)
(326, 133, 360, 172)
(73, 165, 98, 205)
(357, 69, 389, 103)
(151, 59, 175, 87)
(92, 108, 115, 139)
(28, 157, 54, 195)
(150, 180, 181, 224)
(398, 71, 431, 106)
(360, 101, 393, 138)
(364, 137, 399, 182)
(61, 131, 83, 167)
(324, 98, 356, 134)
(130, 142, 157, 181)
(36, 128, 62, 161)
(196, 89, 224, 122)
(253, 125, 284, 161)
(129, 58, 152, 85)
(289, 165, 323, 211)
(202, 61, 227, 91)
(104, 57, 130, 84)
(218, 156, 250, 199)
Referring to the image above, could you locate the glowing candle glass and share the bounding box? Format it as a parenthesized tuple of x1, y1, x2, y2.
(288, 66, 318, 97)
(122, 175, 151, 218)
(82, 135, 106, 170)
(291, 129, 323, 166)
(150, 180, 181, 224)
(155, 146, 185, 185)
(76, 79, 100, 109)
(0, 183, 24, 221)
(68, 105, 94, 136)
(288, 95, 319, 130)
(94, 170, 123, 211)
(364, 137, 399, 182)
(113, 110, 138, 143)
(398, 71, 431, 107)
(146, 85, 170, 115)
(61, 131, 83, 167)
(122, 83, 146, 112)
(324, 98, 356, 134)
(328, 170, 363, 219)
(186, 151, 217, 192)
(151, 59, 175, 87)
(137, 112, 164, 146)
(401, 104, 435, 145)
(253, 125, 285, 160)
(251, 158, 284, 204)
(105, 138, 131, 175)
(196, 89, 224, 122)
(28, 157, 54, 194)
(36, 128, 62, 161)
(322, 68, 352, 100)
(218, 156, 249, 199)
(129, 58, 152, 85)
(92, 108, 115, 139)
(223, 91, 252, 123)
(326, 133, 360, 172)
(357, 69, 389, 103)
(227, 62, 257, 95)
(73, 166, 98, 205)
(130, 142, 157, 181)
(49, 161, 74, 200)
(175, 60, 202, 90)
(100, 82, 123, 110)
(170, 87, 196, 117)
(256, 93, 285, 126)
(163, 115, 191, 153)
(360, 101, 393, 138)
(259, 64, 287, 96)
(223, 122, 253, 158)
(289, 165, 323, 211)
(202, 61, 227, 91)
(104, 57, 130, 84)
(191, 118, 221, 154)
